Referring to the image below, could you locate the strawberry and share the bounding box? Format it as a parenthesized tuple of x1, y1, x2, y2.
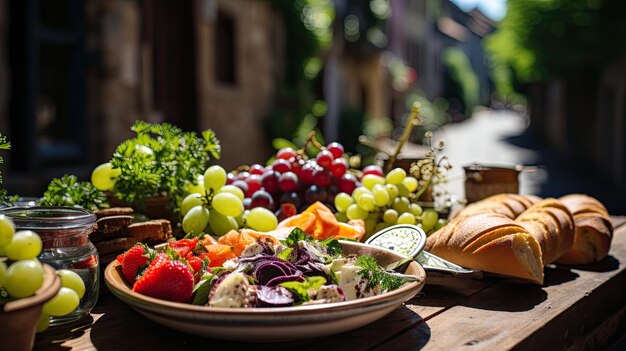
(168, 237, 199, 257)
(186, 252, 209, 284)
(132, 252, 194, 303)
(120, 243, 152, 285)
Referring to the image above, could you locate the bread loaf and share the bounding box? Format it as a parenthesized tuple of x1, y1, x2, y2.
(425, 212, 544, 284)
(555, 194, 613, 264)
(455, 193, 541, 219)
(515, 198, 575, 264)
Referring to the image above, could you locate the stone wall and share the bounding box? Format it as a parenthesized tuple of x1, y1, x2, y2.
(195, 0, 279, 170)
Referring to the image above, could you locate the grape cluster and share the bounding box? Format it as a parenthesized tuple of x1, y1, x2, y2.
(181, 165, 279, 236)
(0, 215, 84, 332)
(228, 142, 359, 221)
(333, 166, 448, 239)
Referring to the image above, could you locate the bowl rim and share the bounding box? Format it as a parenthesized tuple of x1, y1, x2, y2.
(2, 264, 61, 313)
(105, 240, 426, 316)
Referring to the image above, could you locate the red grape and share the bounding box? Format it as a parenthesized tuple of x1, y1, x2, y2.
(235, 171, 250, 181)
(299, 162, 316, 185)
(279, 191, 301, 209)
(271, 158, 292, 174)
(226, 172, 235, 185)
(278, 172, 298, 192)
(249, 164, 265, 175)
(315, 150, 334, 168)
(338, 173, 358, 194)
(326, 142, 344, 159)
(362, 165, 384, 178)
(261, 170, 280, 194)
(245, 174, 262, 197)
(305, 185, 328, 204)
(329, 158, 347, 178)
(276, 147, 298, 160)
(312, 167, 332, 187)
(232, 180, 249, 194)
(290, 157, 305, 176)
(251, 189, 275, 211)
(243, 197, 252, 210)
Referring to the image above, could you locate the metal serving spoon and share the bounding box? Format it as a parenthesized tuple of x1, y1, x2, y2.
(365, 224, 483, 279)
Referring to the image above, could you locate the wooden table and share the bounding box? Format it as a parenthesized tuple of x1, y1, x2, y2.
(35, 217, 626, 350)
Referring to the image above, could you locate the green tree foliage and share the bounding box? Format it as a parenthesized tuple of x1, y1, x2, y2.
(485, 0, 626, 98)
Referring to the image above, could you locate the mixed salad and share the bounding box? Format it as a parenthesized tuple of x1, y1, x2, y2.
(115, 228, 418, 308)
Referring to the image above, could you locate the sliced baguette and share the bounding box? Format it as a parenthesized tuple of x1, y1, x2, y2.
(426, 212, 544, 284)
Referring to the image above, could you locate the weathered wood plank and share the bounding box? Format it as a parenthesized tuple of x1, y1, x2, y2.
(375, 217, 626, 350)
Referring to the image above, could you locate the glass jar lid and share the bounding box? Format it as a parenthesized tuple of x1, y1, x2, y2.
(0, 206, 96, 231)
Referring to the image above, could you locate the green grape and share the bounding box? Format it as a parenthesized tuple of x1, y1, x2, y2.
(385, 168, 406, 185)
(397, 183, 410, 197)
(234, 211, 247, 228)
(421, 209, 439, 231)
(364, 217, 377, 237)
(409, 203, 423, 216)
(0, 261, 7, 287)
(392, 197, 410, 214)
(403, 176, 418, 193)
(245, 208, 278, 232)
(334, 192, 353, 212)
(382, 209, 399, 224)
(346, 204, 368, 220)
(356, 193, 376, 212)
(181, 193, 204, 216)
(43, 287, 80, 317)
(36, 313, 51, 333)
(57, 269, 85, 299)
(351, 187, 371, 202)
(91, 162, 121, 191)
(208, 208, 237, 236)
(5, 259, 44, 298)
(397, 213, 416, 225)
(212, 192, 244, 217)
(385, 184, 399, 204)
(203, 165, 227, 193)
(435, 218, 450, 231)
(374, 222, 391, 233)
(182, 206, 210, 234)
(184, 174, 205, 195)
(219, 185, 245, 201)
(5, 230, 42, 260)
(335, 211, 348, 223)
(0, 215, 15, 247)
(372, 185, 390, 207)
(361, 174, 385, 190)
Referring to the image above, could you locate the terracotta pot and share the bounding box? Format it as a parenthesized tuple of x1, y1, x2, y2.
(463, 164, 522, 203)
(0, 264, 61, 351)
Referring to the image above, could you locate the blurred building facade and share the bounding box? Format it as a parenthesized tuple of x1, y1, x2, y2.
(0, 0, 496, 197)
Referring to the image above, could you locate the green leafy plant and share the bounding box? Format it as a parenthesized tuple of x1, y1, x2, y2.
(110, 121, 221, 214)
(355, 255, 416, 292)
(39, 175, 108, 212)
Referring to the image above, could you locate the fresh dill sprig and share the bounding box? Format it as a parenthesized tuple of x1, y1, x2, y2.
(355, 255, 409, 292)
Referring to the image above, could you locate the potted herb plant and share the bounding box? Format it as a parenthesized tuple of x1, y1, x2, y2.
(91, 121, 221, 224)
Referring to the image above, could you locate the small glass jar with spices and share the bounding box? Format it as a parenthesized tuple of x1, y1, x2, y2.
(0, 206, 99, 325)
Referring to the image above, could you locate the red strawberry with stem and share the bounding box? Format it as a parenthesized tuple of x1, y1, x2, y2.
(186, 252, 209, 284)
(168, 237, 199, 257)
(132, 249, 194, 303)
(119, 243, 153, 285)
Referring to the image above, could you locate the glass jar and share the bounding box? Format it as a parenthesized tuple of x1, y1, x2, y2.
(0, 206, 99, 325)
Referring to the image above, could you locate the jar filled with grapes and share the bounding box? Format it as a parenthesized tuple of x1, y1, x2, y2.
(0, 206, 99, 325)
